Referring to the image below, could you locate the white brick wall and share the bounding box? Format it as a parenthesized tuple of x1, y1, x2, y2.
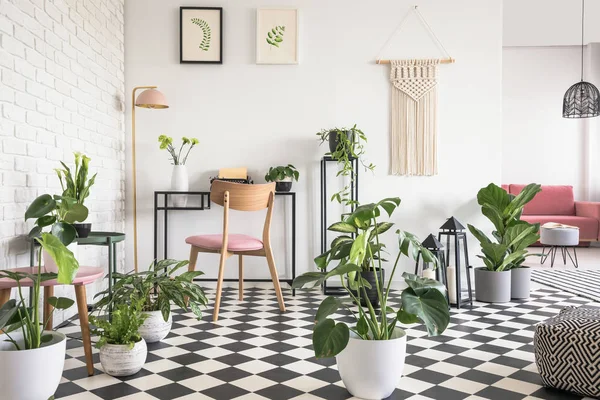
(0, 0, 125, 324)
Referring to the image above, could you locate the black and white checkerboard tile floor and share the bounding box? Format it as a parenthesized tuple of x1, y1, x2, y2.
(55, 287, 598, 400)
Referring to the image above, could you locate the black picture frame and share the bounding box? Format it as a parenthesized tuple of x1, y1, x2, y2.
(180, 7, 223, 64)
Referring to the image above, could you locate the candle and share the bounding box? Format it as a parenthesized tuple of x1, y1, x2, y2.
(423, 268, 436, 280)
(446, 265, 457, 304)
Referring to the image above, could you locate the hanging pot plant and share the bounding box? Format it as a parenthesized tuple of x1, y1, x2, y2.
(264, 164, 299, 192)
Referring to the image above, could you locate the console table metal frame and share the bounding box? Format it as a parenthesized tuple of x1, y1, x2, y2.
(153, 190, 296, 295)
(320, 156, 359, 295)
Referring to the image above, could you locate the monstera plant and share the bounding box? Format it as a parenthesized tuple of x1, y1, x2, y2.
(292, 198, 449, 399)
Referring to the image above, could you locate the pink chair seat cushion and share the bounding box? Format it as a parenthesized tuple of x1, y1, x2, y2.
(510, 184, 575, 216)
(186, 234, 264, 251)
(520, 215, 599, 241)
(0, 266, 104, 289)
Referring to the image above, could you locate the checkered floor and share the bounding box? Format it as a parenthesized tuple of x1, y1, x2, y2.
(55, 286, 598, 400)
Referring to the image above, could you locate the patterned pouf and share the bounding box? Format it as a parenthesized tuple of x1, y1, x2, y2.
(534, 306, 600, 398)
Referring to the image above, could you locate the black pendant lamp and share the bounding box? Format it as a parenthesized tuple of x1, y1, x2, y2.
(563, 0, 600, 118)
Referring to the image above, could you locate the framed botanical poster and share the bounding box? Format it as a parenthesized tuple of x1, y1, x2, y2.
(180, 7, 223, 64)
(256, 8, 299, 65)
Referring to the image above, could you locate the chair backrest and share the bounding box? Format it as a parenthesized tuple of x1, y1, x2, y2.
(210, 181, 275, 211)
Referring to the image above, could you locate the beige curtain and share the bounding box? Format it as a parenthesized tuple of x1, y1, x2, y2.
(390, 59, 439, 176)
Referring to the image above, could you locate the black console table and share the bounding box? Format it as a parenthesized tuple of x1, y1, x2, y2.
(320, 156, 359, 295)
(153, 191, 296, 295)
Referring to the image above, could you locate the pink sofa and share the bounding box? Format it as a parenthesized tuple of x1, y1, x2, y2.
(502, 184, 600, 242)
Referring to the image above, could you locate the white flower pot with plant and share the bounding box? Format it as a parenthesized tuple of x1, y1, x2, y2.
(55, 152, 97, 238)
(158, 135, 199, 207)
(0, 194, 81, 400)
(468, 183, 542, 303)
(293, 198, 450, 399)
(94, 259, 208, 343)
(264, 164, 299, 192)
(91, 303, 148, 377)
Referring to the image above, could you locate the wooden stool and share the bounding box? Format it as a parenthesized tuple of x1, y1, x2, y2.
(0, 266, 104, 376)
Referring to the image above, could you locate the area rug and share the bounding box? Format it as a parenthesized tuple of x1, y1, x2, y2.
(531, 269, 600, 302)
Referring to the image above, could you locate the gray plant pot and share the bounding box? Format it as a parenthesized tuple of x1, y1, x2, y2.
(474, 268, 511, 303)
(510, 267, 531, 299)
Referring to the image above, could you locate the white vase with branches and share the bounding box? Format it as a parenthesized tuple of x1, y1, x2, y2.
(158, 135, 199, 207)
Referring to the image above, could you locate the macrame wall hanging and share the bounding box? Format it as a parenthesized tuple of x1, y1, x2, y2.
(376, 6, 454, 176)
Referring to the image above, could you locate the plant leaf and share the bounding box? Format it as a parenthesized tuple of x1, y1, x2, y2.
(25, 194, 56, 220)
(312, 318, 349, 358)
(37, 233, 79, 284)
(401, 287, 449, 336)
(47, 296, 75, 310)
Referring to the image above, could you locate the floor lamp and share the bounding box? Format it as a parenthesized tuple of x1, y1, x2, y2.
(132, 86, 169, 272)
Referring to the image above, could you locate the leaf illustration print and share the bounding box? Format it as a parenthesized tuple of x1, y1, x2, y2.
(191, 18, 211, 51)
(266, 25, 285, 48)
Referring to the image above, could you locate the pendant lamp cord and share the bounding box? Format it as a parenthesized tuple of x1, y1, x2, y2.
(580, 0, 585, 81)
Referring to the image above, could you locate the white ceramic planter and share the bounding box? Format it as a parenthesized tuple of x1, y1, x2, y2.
(139, 310, 172, 343)
(43, 242, 78, 273)
(171, 165, 189, 207)
(99, 339, 147, 377)
(336, 328, 407, 400)
(511, 267, 531, 299)
(0, 331, 66, 400)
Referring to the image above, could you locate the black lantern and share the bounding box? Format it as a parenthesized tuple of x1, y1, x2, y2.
(562, 0, 600, 119)
(415, 234, 449, 305)
(438, 217, 473, 309)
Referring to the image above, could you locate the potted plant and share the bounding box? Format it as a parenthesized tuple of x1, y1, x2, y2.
(26, 194, 88, 272)
(0, 196, 80, 400)
(55, 152, 97, 238)
(158, 135, 199, 207)
(90, 302, 148, 377)
(264, 164, 299, 192)
(94, 259, 207, 343)
(316, 125, 375, 205)
(292, 198, 449, 399)
(468, 183, 542, 303)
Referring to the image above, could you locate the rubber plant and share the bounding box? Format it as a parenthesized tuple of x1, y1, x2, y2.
(316, 125, 375, 205)
(93, 259, 208, 322)
(0, 198, 80, 350)
(264, 165, 299, 182)
(468, 183, 542, 271)
(292, 198, 450, 358)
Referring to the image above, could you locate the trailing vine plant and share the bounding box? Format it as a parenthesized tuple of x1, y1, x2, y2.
(191, 18, 211, 51)
(316, 125, 375, 205)
(266, 25, 285, 47)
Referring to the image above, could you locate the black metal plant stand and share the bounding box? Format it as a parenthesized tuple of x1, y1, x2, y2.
(320, 156, 359, 296)
(438, 217, 473, 309)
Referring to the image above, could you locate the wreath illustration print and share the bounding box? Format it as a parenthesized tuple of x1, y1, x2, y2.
(266, 25, 285, 48)
(191, 18, 211, 51)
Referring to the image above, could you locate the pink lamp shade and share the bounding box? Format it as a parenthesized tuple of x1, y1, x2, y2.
(135, 89, 169, 109)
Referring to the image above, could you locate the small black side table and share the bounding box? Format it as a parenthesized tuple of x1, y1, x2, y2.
(154, 191, 297, 295)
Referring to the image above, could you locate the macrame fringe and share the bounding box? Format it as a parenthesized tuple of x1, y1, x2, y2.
(390, 59, 439, 176)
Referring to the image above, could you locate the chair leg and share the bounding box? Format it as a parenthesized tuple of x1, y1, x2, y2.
(265, 246, 286, 312)
(43, 286, 54, 330)
(186, 247, 200, 306)
(213, 252, 227, 322)
(74, 284, 94, 376)
(0, 289, 10, 306)
(238, 255, 243, 301)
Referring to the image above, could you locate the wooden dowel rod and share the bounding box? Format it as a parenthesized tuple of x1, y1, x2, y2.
(376, 58, 455, 64)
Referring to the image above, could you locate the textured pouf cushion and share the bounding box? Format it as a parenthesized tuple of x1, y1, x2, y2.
(540, 226, 579, 246)
(534, 306, 600, 398)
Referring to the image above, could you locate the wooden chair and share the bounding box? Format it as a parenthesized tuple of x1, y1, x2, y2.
(186, 181, 286, 321)
(0, 266, 104, 376)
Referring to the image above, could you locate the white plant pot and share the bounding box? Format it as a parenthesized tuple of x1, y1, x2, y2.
(43, 242, 78, 273)
(139, 310, 172, 343)
(99, 339, 147, 377)
(171, 165, 189, 207)
(336, 328, 407, 400)
(0, 331, 66, 400)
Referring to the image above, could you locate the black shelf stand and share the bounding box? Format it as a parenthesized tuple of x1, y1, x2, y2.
(320, 156, 359, 295)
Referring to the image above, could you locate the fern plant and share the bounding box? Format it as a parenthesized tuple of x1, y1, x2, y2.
(90, 302, 147, 349)
(266, 25, 285, 47)
(191, 18, 211, 51)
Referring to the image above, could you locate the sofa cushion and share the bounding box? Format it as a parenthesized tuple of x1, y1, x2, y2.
(510, 184, 575, 216)
(520, 215, 599, 241)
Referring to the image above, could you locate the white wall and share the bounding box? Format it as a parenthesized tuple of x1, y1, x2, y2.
(0, 0, 125, 323)
(504, 0, 600, 47)
(125, 0, 503, 282)
(502, 46, 587, 197)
